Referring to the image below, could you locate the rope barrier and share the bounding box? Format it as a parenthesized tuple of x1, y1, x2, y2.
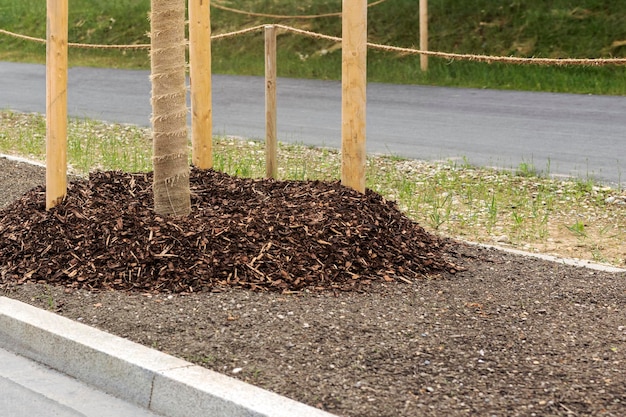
(271, 25, 626, 67)
(0, 29, 46, 44)
(211, 0, 388, 19)
(2, 25, 625, 66)
(367, 43, 626, 67)
(210, 24, 265, 41)
(0, 29, 151, 49)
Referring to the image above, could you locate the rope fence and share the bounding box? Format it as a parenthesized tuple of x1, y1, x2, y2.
(0, 28, 151, 49)
(211, 0, 388, 19)
(2, 24, 626, 67)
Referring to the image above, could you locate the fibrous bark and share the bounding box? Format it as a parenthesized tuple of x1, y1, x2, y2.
(150, 0, 190, 216)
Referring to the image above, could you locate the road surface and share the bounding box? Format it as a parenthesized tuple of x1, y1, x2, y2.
(1, 61, 624, 186)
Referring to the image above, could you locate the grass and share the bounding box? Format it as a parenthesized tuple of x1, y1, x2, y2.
(0, 0, 625, 94)
(33, 285, 57, 311)
(1, 110, 624, 268)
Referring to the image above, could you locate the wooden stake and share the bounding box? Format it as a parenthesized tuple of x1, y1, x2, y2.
(341, 0, 367, 193)
(46, 0, 68, 210)
(189, 0, 213, 169)
(420, 0, 429, 71)
(265, 25, 278, 179)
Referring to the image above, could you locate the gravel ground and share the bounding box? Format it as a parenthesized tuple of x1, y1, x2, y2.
(2, 156, 626, 417)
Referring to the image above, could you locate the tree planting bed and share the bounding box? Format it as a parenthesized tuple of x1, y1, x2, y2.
(1, 156, 625, 417)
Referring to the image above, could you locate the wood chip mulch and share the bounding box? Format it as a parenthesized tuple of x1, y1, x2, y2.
(0, 169, 459, 293)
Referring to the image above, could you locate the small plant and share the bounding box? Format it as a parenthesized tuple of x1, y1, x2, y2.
(34, 286, 56, 311)
(516, 161, 538, 178)
(567, 220, 587, 238)
(591, 244, 608, 264)
(536, 211, 550, 239)
(511, 210, 524, 228)
(574, 177, 595, 195)
(428, 193, 451, 230)
(199, 355, 216, 365)
(486, 193, 498, 229)
(397, 177, 417, 201)
(251, 368, 262, 380)
(289, 161, 308, 181)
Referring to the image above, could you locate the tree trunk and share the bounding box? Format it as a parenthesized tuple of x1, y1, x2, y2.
(150, 0, 191, 216)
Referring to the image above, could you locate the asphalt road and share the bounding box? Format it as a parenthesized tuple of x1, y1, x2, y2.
(1, 61, 624, 186)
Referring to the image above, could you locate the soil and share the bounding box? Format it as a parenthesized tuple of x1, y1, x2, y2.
(2, 156, 626, 417)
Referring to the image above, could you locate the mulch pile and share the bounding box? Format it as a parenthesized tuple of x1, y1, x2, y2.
(0, 169, 458, 293)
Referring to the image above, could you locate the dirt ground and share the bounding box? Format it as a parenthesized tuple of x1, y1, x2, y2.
(1, 156, 625, 417)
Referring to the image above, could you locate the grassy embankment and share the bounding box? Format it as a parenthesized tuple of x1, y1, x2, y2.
(0, 0, 625, 94)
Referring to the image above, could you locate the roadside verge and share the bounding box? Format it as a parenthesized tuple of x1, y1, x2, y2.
(0, 297, 335, 417)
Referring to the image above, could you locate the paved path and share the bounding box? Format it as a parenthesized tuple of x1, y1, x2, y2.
(1, 61, 624, 186)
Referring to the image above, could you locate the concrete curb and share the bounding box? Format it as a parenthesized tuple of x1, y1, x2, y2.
(466, 241, 626, 274)
(0, 297, 335, 417)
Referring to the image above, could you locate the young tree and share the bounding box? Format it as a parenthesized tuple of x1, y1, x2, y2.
(150, 0, 191, 216)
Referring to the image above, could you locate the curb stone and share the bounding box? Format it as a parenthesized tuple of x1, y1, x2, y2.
(467, 241, 626, 274)
(0, 297, 336, 417)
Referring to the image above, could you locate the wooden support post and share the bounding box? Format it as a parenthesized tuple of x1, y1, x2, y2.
(265, 25, 278, 179)
(189, 0, 213, 169)
(341, 0, 367, 193)
(46, 0, 69, 210)
(419, 0, 429, 71)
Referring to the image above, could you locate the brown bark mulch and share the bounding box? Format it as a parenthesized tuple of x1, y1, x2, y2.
(1, 156, 625, 417)
(0, 167, 458, 294)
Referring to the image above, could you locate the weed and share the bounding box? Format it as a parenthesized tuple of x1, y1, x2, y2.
(516, 161, 538, 178)
(591, 244, 608, 264)
(34, 286, 56, 311)
(567, 220, 587, 238)
(486, 193, 498, 229)
(251, 368, 262, 380)
(428, 193, 451, 230)
(289, 161, 308, 181)
(511, 210, 524, 228)
(574, 178, 595, 195)
(182, 354, 218, 366)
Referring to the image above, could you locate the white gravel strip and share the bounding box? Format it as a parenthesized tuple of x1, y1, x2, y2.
(0, 153, 45, 167)
(465, 241, 626, 273)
